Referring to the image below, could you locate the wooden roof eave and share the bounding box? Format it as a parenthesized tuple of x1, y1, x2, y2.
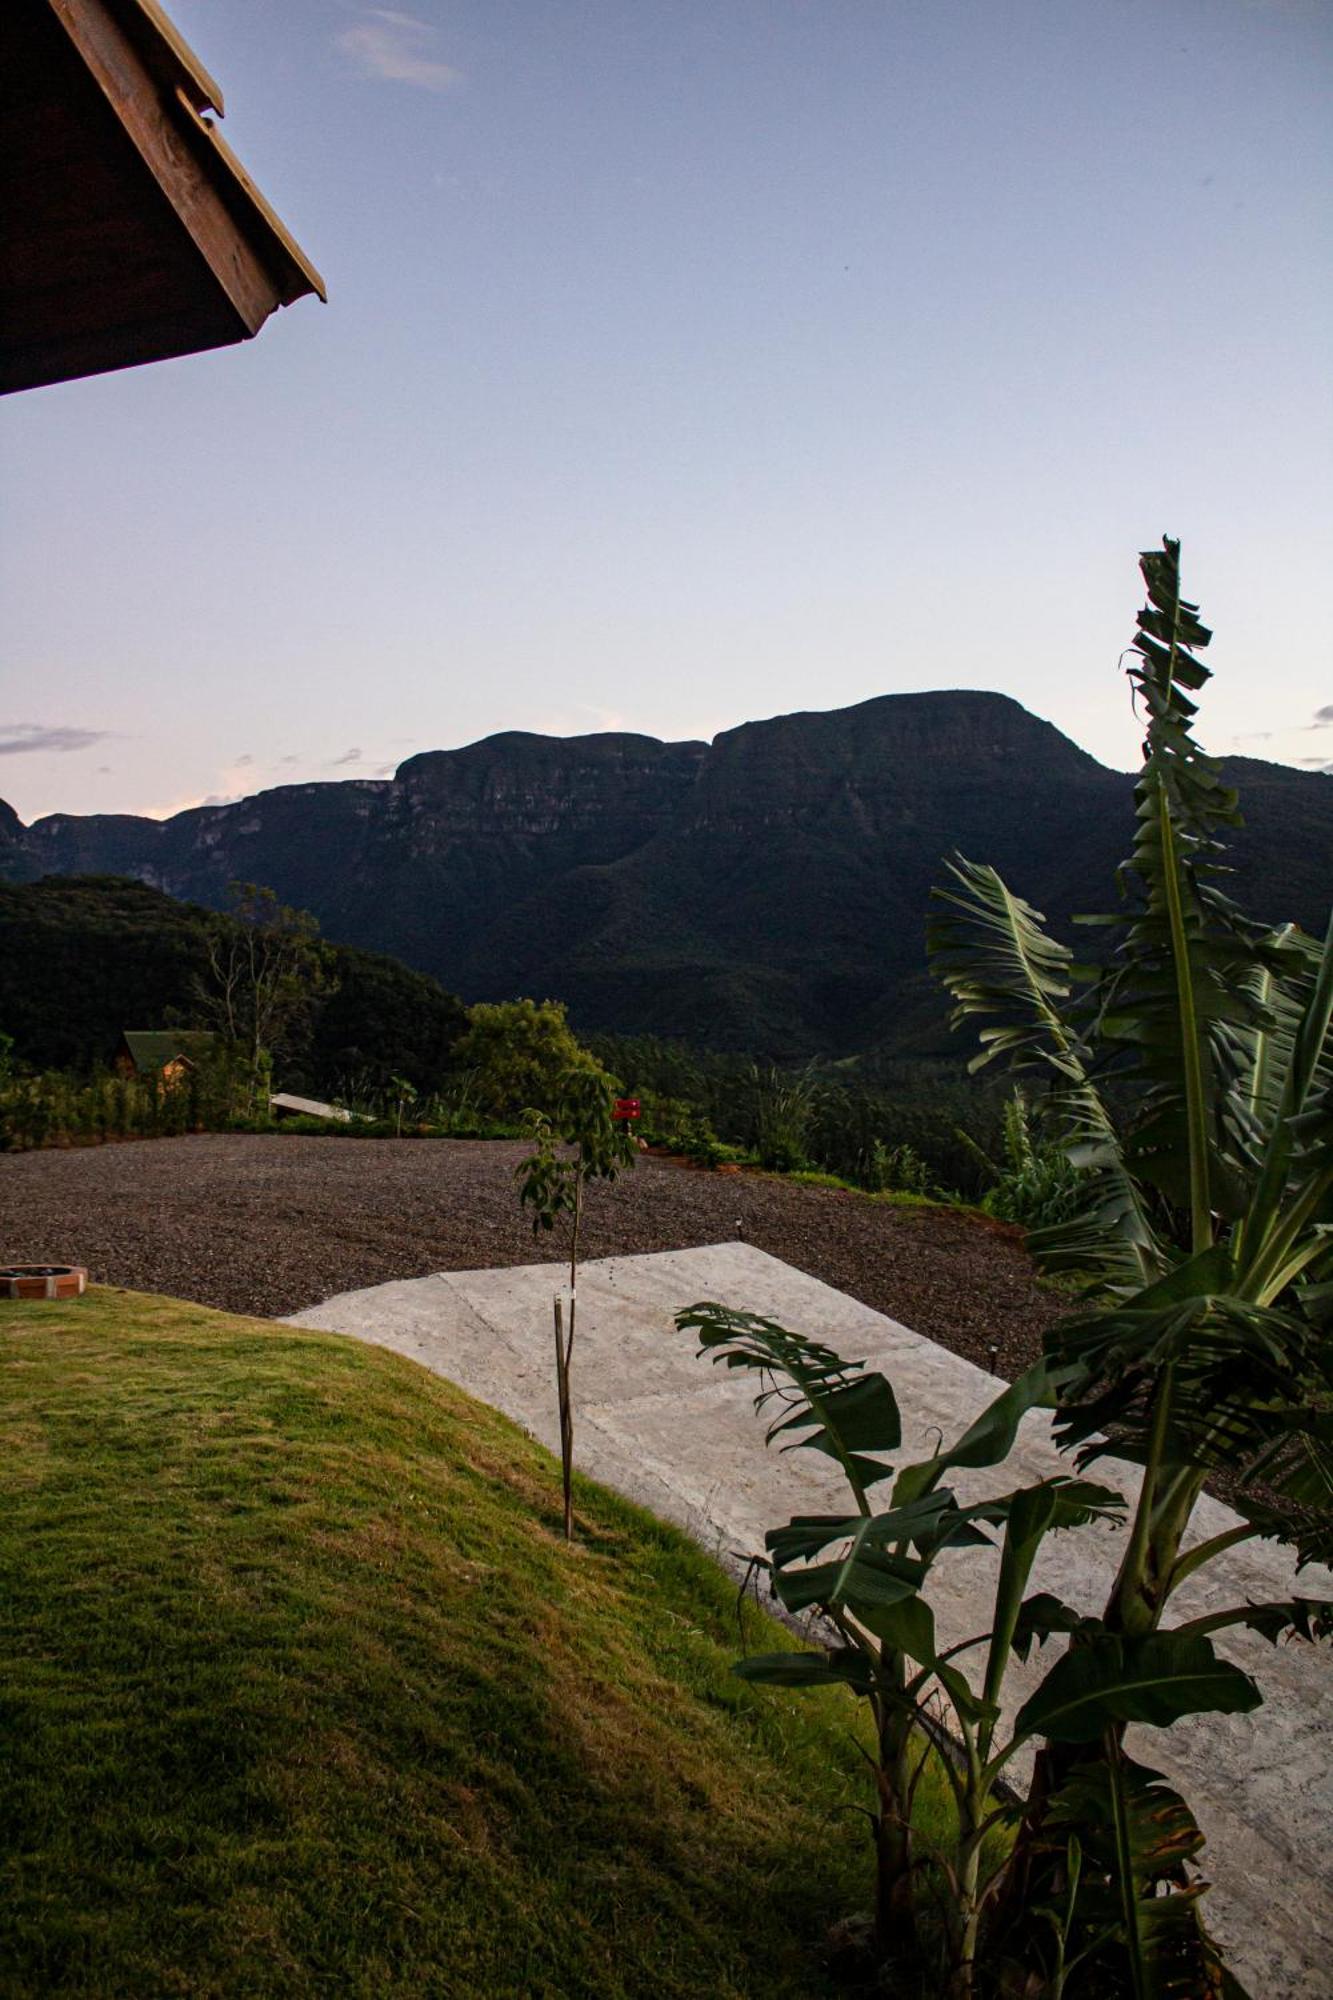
(97, 0, 228, 118)
(175, 95, 327, 311)
(120, 0, 326, 308)
(49, 0, 326, 330)
(2, 0, 324, 392)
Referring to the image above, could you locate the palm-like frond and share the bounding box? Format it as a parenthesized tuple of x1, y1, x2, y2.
(1232, 1407, 1333, 1571)
(1044, 1754, 1234, 2000)
(1217, 927, 1317, 1157)
(1232, 912, 1333, 1301)
(675, 1303, 901, 1508)
(929, 854, 1163, 1289)
(1087, 539, 1272, 1241)
(1050, 1284, 1326, 1477)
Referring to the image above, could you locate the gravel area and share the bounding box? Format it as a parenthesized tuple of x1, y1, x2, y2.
(0, 1135, 1065, 1377)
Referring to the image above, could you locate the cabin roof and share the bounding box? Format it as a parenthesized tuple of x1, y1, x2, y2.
(2, 0, 325, 393)
(121, 1029, 217, 1071)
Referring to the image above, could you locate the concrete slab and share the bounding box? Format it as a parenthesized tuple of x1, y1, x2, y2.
(286, 1243, 1332, 1998)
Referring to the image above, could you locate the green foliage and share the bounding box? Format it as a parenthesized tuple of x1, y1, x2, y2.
(868, 1139, 936, 1197)
(923, 537, 1333, 1988)
(0, 875, 469, 1099)
(677, 1302, 1143, 1991)
(674, 1295, 1297, 1998)
(634, 1087, 729, 1164)
(294, 948, 468, 1099)
(457, 997, 599, 1119)
(981, 1088, 1086, 1230)
(0, 1046, 252, 1151)
(749, 1062, 821, 1171)
(1011, 1633, 1259, 1743)
(589, 1033, 1008, 1197)
(515, 1062, 638, 1538)
(194, 882, 329, 1110)
(515, 1063, 639, 1255)
(1041, 1754, 1228, 2000)
(679, 1304, 901, 1498)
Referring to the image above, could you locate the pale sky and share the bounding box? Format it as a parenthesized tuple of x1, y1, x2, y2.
(3, 0, 1330, 823)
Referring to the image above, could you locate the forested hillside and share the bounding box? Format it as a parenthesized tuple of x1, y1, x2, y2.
(0, 877, 467, 1095)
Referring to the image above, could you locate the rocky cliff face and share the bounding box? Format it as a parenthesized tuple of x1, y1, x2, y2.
(3, 691, 1328, 1055)
(394, 732, 706, 846)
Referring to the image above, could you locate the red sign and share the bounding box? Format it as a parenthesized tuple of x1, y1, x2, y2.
(613, 1097, 641, 1121)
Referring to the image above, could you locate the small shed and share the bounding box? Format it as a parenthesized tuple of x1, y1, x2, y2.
(2, 0, 325, 392)
(117, 1029, 218, 1081)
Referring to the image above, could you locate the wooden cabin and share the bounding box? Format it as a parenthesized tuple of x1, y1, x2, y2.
(116, 1029, 218, 1082)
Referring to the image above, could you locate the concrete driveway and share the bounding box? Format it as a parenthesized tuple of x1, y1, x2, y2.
(288, 1242, 1332, 1999)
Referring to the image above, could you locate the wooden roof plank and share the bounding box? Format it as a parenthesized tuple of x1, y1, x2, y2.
(1, 0, 323, 392)
(49, 0, 286, 335)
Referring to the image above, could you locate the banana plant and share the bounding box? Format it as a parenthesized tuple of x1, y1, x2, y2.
(929, 542, 1332, 1611)
(927, 538, 1333, 1982)
(677, 1301, 1269, 1998)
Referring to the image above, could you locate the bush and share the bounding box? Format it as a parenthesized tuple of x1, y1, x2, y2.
(980, 1088, 1085, 1231)
(749, 1063, 820, 1172)
(866, 1139, 934, 1197)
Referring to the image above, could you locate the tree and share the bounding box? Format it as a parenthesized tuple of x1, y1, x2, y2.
(455, 998, 598, 1120)
(516, 1064, 637, 1538)
(301, 948, 467, 1101)
(194, 883, 329, 1113)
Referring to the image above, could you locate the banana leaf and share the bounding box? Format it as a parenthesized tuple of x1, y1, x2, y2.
(1013, 1632, 1261, 1745)
(676, 1303, 900, 1501)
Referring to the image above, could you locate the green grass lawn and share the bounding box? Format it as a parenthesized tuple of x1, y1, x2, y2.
(0, 1287, 952, 1998)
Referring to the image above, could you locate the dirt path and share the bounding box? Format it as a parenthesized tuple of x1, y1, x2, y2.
(0, 1134, 1064, 1375)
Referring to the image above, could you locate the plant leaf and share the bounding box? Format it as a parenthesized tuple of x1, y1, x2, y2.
(1046, 1753, 1234, 2000)
(732, 1648, 874, 1694)
(893, 1356, 1076, 1505)
(677, 1304, 900, 1504)
(1014, 1632, 1261, 1745)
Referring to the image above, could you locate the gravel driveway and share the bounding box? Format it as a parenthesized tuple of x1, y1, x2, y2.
(0, 1134, 1064, 1376)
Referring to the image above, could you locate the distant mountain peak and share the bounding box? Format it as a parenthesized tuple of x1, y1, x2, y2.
(1, 688, 1327, 1057)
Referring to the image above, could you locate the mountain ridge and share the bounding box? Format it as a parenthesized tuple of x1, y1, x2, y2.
(3, 690, 1329, 1057)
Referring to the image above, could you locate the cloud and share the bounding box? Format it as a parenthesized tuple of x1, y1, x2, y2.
(0, 723, 112, 757)
(279, 754, 300, 765)
(1314, 705, 1333, 726)
(328, 747, 364, 767)
(337, 11, 459, 91)
(234, 753, 255, 767)
(139, 790, 240, 821)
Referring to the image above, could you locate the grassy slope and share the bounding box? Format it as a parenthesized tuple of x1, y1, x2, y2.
(1, 1288, 941, 1999)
